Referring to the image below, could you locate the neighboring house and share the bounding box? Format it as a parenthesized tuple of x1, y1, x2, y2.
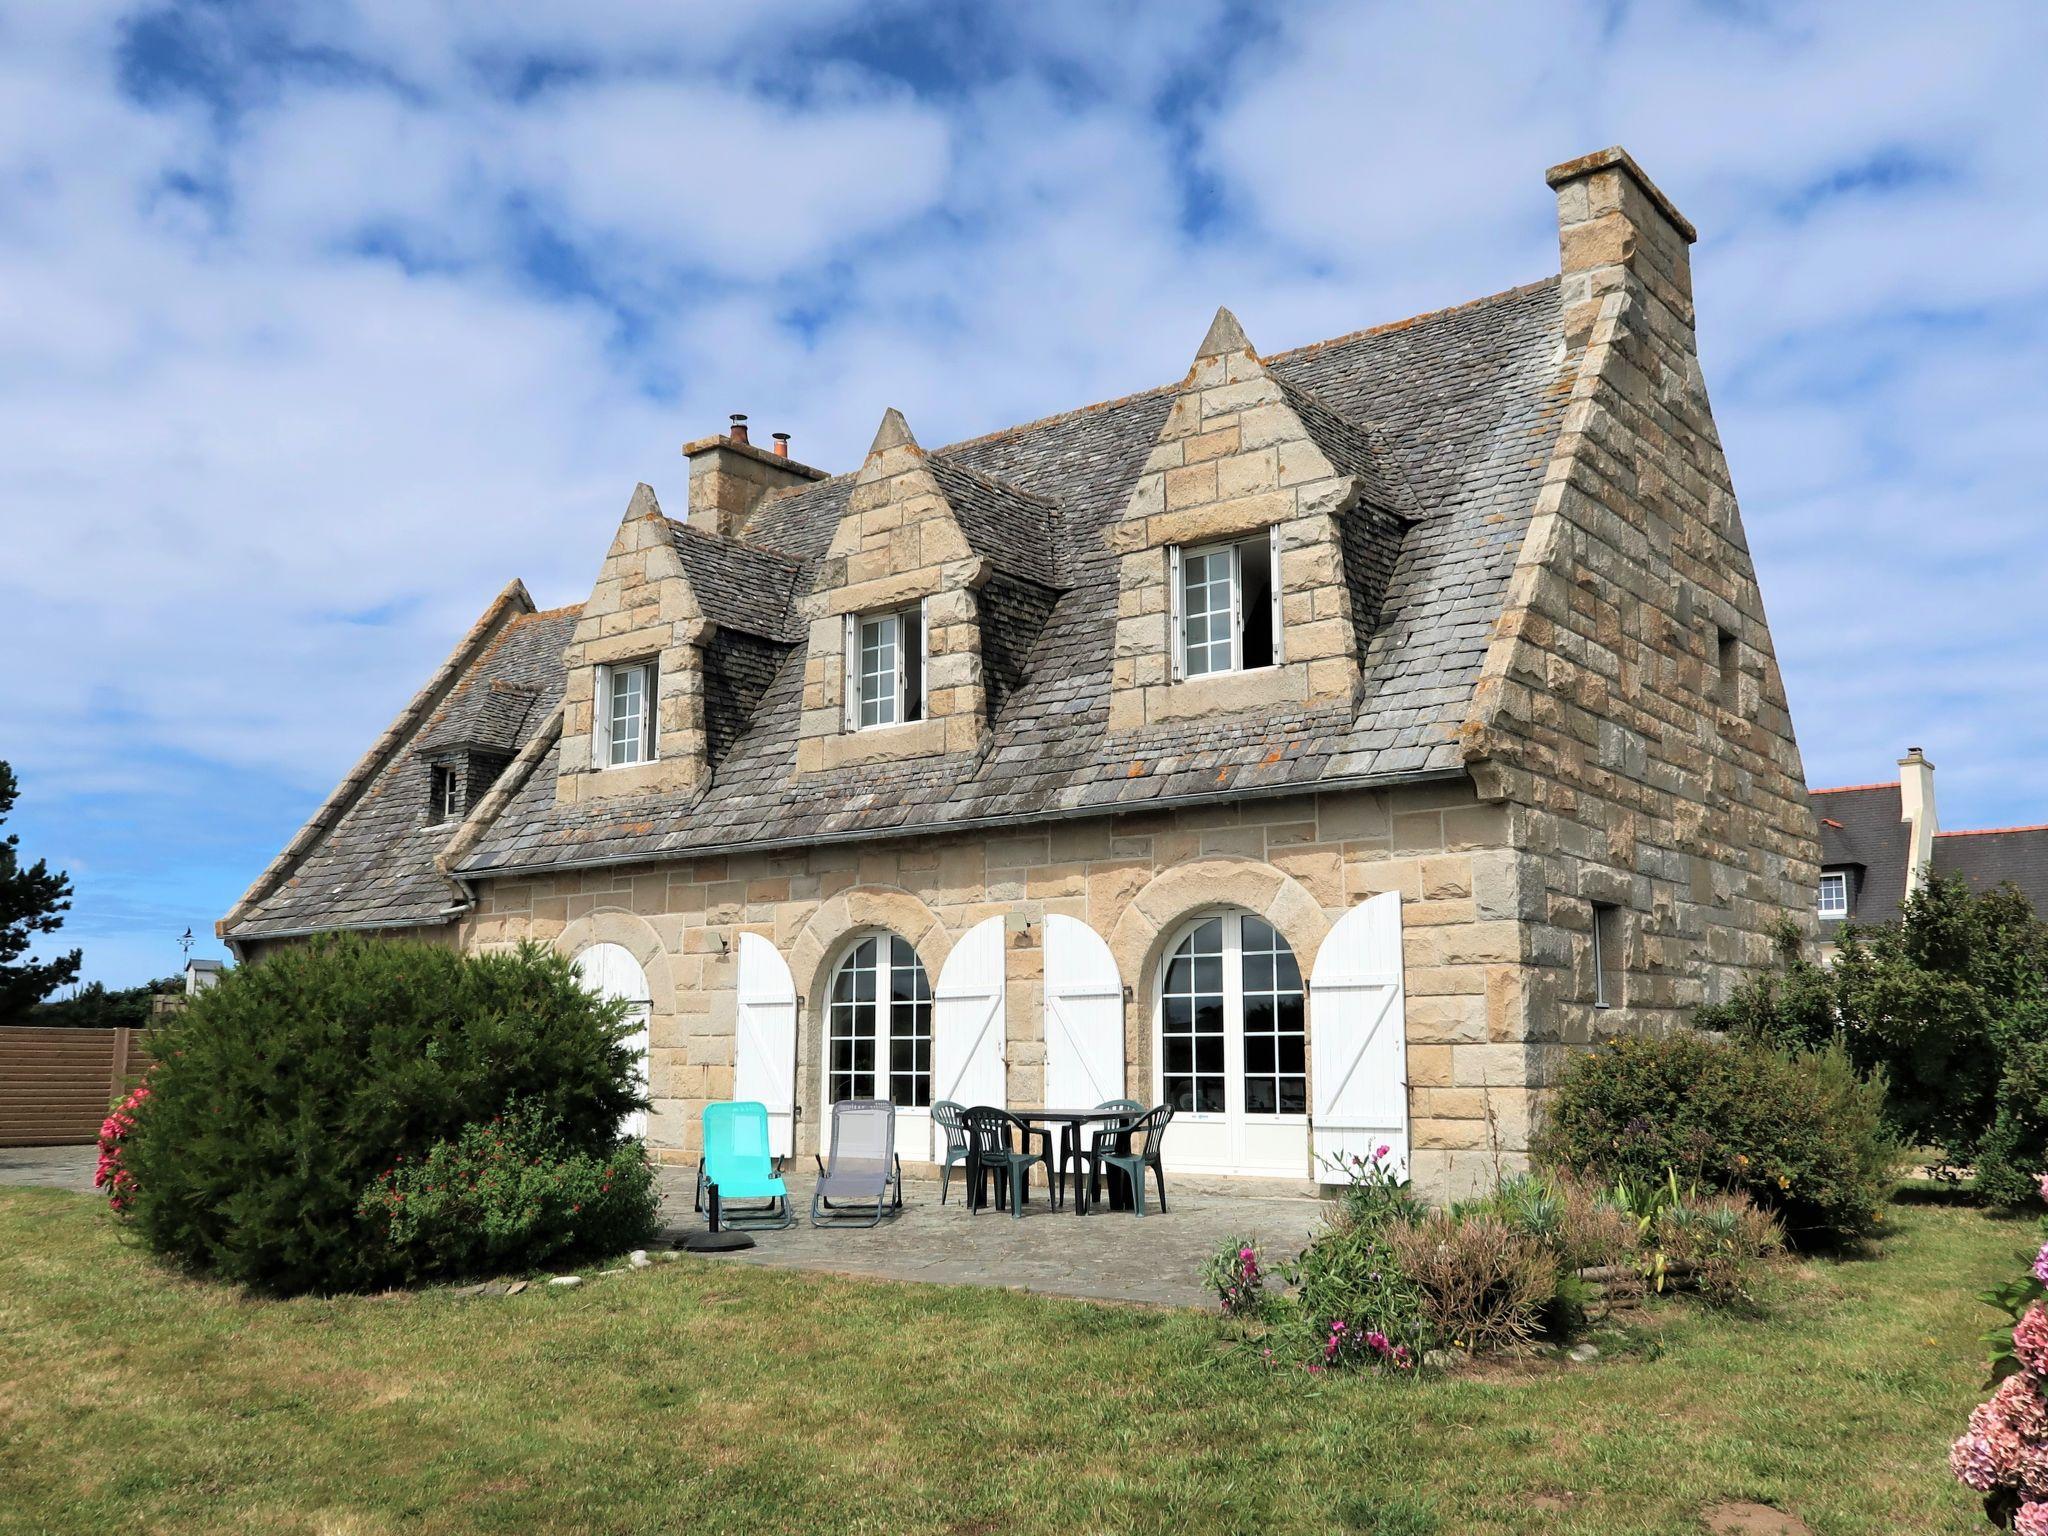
(1813, 747, 2048, 955)
(219, 148, 1819, 1201)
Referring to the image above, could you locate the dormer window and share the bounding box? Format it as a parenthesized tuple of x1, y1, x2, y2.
(429, 765, 460, 823)
(1172, 529, 1281, 680)
(846, 605, 924, 730)
(1818, 870, 1849, 919)
(598, 660, 657, 767)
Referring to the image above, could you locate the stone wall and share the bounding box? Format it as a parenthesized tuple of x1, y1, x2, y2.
(1458, 149, 1822, 1154)
(458, 775, 1528, 1199)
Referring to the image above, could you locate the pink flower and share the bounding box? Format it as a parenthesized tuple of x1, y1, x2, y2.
(2037, 1171, 2048, 1205)
(2020, 1505, 2048, 1536)
(2018, 1304, 2048, 1377)
(1374, 1143, 1390, 1160)
(2034, 1244, 2048, 1288)
(1952, 1374, 2048, 1499)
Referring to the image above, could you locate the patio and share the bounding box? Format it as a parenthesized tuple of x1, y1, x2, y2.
(654, 1165, 1331, 1309)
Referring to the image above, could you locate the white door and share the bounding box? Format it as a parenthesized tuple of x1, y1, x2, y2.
(931, 915, 1006, 1161)
(823, 932, 937, 1164)
(1310, 890, 1410, 1180)
(1154, 912, 1309, 1177)
(574, 942, 651, 1140)
(1043, 914, 1124, 1107)
(734, 933, 797, 1158)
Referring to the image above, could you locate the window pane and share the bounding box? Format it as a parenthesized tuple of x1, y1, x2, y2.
(1240, 533, 1274, 667)
(1196, 1080, 1225, 1113)
(1245, 1078, 1276, 1115)
(1180, 545, 1237, 678)
(607, 665, 650, 766)
(1278, 1078, 1307, 1115)
(1240, 915, 1304, 1121)
(859, 615, 898, 728)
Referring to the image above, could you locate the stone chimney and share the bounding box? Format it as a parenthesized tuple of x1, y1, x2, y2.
(682, 414, 828, 540)
(1899, 746, 1938, 895)
(1545, 146, 1698, 351)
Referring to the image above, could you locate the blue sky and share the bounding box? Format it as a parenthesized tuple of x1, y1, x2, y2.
(3, 1, 2045, 989)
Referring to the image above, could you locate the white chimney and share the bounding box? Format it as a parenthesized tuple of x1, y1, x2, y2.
(1899, 746, 1938, 898)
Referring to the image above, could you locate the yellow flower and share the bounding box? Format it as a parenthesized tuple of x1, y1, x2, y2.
(1736, 1154, 1749, 1167)
(1777, 1175, 1790, 1189)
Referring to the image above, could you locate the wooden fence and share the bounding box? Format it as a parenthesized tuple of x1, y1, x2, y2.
(0, 1027, 151, 1148)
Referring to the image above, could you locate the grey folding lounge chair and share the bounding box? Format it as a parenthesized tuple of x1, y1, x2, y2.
(811, 1098, 903, 1227)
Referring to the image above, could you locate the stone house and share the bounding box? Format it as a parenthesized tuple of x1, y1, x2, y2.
(1813, 747, 2048, 958)
(220, 148, 1820, 1201)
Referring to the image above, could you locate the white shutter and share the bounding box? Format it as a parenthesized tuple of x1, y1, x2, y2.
(593, 663, 613, 764)
(1228, 540, 1244, 670)
(1042, 914, 1124, 1108)
(917, 598, 930, 718)
(574, 942, 652, 1140)
(1309, 891, 1410, 1179)
(734, 932, 798, 1157)
(1168, 545, 1185, 681)
(931, 915, 1006, 1160)
(841, 614, 858, 732)
(1268, 524, 1286, 665)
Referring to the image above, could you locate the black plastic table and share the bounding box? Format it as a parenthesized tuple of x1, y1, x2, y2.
(1014, 1107, 1140, 1213)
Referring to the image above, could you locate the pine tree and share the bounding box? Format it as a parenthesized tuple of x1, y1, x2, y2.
(0, 760, 82, 1021)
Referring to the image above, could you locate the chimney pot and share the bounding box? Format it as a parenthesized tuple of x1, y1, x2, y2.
(728, 412, 749, 445)
(772, 432, 790, 459)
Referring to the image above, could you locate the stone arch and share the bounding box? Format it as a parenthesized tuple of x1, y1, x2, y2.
(555, 908, 680, 1147)
(786, 886, 955, 1158)
(1109, 857, 1331, 1113)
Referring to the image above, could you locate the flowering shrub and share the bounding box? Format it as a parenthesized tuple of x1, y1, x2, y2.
(93, 1079, 151, 1214)
(1320, 1142, 1426, 1230)
(1953, 1172, 2048, 1527)
(1387, 1211, 1557, 1354)
(1201, 1238, 1269, 1318)
(356, 1101, 659, 1282)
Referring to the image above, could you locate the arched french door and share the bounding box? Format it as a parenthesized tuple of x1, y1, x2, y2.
(823, 932, 934, 1162)
(1154, 911, 1308, 1176)
(573, 942, 651, 1140)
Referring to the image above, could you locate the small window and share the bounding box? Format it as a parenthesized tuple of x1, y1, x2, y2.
(851, 606, 924, 730)
(1716, 627, 1738, 708)
(1591, 902, 1623, 1009)
(1174, 529, 1281, 680)
(599, 660, 657, 767)
(1818, 871, 1849, 919)
(429, 765, 460, 823)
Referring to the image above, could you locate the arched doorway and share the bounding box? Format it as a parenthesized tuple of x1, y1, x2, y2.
(823, 932, 934, 1162)
(574, 942, 651, 1140)
(1155, 911, 1308, 1176)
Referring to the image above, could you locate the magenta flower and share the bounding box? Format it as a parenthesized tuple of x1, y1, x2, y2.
(2021, 1504, 2048, 1536)
(1375, 1143, 1390, 1161)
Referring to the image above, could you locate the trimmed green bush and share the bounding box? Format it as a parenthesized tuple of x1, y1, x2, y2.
(122, 935, 646, 1293)
(1532, 1032, 1896, 1246)
(357, 1102, 659, 1281)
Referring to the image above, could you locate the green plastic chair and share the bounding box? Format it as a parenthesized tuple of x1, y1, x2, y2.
(1058, 1098, 1142, 1207)
(933, 1100, 973, 1204)
(1083, 1105, 1175, 1215)
(701, 1101, 792, 1230)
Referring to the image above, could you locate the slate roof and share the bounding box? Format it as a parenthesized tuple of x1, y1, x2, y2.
(417, 678, 544, 756)
(669, 522, 803, 640)
(453, 280, 1573, 881)
(1813, 783, 2048, 930)
(228, 279, 1577, 936)
(1812, 783, 1911, 931)
(230, 606, 576, 938)
(1936, 828, 2048, 915)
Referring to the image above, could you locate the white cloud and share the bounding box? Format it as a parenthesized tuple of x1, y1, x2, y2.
(2, 0, 2046, 987)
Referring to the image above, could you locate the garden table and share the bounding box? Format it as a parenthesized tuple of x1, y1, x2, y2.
(1014, 1107, 1142, 1214)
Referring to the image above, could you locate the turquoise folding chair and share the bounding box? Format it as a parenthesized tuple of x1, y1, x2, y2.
(701, 1101, 792, 1230)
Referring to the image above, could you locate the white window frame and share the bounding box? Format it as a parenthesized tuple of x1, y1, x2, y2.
(1153, 910, 1308, 1126)
(846, 602, 927, 732)
(824, 932, 934, 1109)
(595, 659, 658, 769)
(1818, 871, 1849, 919)
(1172, 527, 1283, 681)
(430, 764, 460, 823)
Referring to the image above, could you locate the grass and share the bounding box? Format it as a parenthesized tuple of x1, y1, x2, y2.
(0, 1186, 2022, 1535)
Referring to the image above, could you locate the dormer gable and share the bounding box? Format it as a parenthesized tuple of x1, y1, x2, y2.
(1107, 307, 1413, 732)
(553, 485, 700, 804)
(793, 410, 1057, 774)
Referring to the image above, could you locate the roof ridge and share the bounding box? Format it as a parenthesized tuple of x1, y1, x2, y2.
(516, 602, 583, 623)
(1812, 781, 1900, 795)
(1269, 277, 1559, 363)
(1936, 824, 2048, 838)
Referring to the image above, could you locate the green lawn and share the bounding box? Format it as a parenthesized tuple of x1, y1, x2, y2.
(0, 1187, 2018, 1535)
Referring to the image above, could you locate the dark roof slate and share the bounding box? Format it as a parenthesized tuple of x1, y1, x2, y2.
(1813, 782, 1910, 929)
(669, 522, 803, 640)
(924, 454, 1060, 583)
(454, 280, 1573, 880)
(231, 608, 576, 938)
(1935, 828, 2048, 915)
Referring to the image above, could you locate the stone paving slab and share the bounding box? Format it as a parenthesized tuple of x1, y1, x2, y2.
(0, 1145, 100, 1195)
(657, 1168, 1331, 1309)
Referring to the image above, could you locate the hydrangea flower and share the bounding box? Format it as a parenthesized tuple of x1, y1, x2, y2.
(2018, 1304, 2048, 1378)
(2019, 1504, 2048, 1536)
